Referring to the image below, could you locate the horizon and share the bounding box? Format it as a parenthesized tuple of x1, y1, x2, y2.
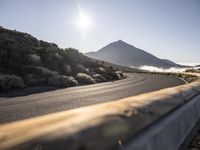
(0, 0, 200, 63)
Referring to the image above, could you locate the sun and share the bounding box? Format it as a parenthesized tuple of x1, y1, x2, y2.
(77, 12, 91, 30)
(73, 1, 93, 32)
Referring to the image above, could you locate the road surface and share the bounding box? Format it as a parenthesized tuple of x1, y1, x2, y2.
(0, 73, 184, 123)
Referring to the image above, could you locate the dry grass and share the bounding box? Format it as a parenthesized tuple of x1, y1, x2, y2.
(143, 71, 199, 83)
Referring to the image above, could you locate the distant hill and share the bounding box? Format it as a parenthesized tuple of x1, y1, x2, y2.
(86, 40, 182, 68)
(0, 27, 131, 91)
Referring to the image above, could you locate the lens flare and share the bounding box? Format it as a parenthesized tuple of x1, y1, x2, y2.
(78, 13, 91, 30)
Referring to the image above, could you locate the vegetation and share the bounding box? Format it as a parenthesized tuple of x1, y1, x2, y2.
(145, 72, 198, 83)
(185, 68, 200, 73)
(0, 74, 25, 90)
(48, 75, 78, 87)
(76, 73, 96, 85)
(0, 27, 125, 90)
(92, 74, 107, 83)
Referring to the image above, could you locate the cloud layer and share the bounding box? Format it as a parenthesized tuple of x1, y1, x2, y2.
(138, 66, 192, 73)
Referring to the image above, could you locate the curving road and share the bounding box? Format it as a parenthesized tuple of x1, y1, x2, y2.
(0, 73, 184, 123)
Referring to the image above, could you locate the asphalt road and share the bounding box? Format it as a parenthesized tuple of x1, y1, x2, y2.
(0, 73, 184, 123)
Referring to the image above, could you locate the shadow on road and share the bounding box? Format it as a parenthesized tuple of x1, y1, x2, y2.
(0, 86, 60, 98)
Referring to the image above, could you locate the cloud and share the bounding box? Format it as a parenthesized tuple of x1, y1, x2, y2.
(138, 66, 192, 73)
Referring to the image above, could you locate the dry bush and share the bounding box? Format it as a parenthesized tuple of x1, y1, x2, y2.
(24, 74, 38, 86)
(36, 66, 58, 77)
(96, 67, 107, 74)
(26, 54, 41, 64)
(76, 73, 96, 84)
(24, 74, 46, 86)
(48, 75, 78, 87)
(93, 74, 107, 83)
(95, 67, 121, 80)
(24, 66, 59, 86)
(63, 64, 72, 75)
(116, 71, 125, 78)
(0, 74, 25, 90)
(76, 64, 89, 74)
(185, 69, 200, 73)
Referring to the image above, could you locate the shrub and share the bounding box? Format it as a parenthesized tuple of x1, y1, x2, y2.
(115, 72, 122, 80)
(93, 74, 107, 83)
(23, 66, 58, 86)
(116, 71, 125, 78)
(75, 64, 89, 74)
(36, 66, 58, 77)
(55, 52, 64, 60)
(48, 75, 78, 87)
(63, 64, 72, 75)
(185, 69, 200, 73)
(94, 67, 120, 80)
(96, 67, 107, 74)
(24, 74, 47, 86)
(0, 74, 25, 90)
(76, 73, 96, 84)
(26, 54, 41, 65)
(22, 66, 58, 78)
(109, 71, 121, 80)
(24, 74, 38, 86)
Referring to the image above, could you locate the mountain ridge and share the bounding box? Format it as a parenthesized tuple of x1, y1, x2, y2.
(86, 40, 182, 68)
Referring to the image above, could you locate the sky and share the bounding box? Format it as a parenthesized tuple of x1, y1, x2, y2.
(0, 0, 200, 64)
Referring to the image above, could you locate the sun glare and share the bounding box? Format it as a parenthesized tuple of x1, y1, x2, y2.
(77, 12, 91, 30)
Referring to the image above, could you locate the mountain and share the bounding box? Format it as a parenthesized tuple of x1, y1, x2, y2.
(86, 40, 181, 68)
(161, 59, 183, 67)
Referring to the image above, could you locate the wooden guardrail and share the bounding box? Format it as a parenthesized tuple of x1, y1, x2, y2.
(0, 73, 200, 150)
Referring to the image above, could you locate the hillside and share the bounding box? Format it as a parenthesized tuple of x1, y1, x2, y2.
(86, 40, 182, 68)
(0, 27, 127, 91)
